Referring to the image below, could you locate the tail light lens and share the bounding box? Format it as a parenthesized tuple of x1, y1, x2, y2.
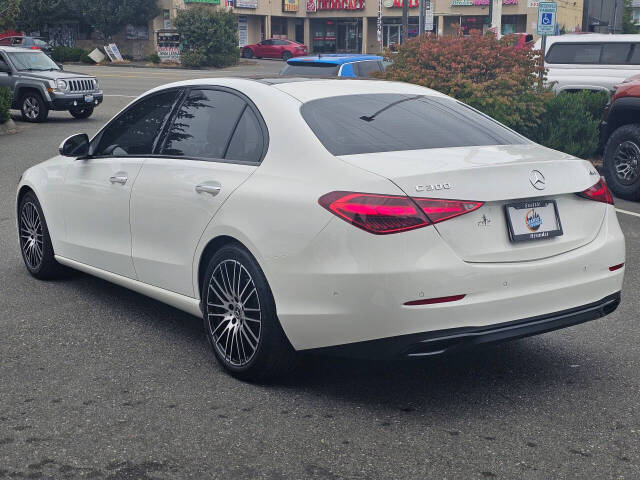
(318, 191, 483, 235)
(31, 46, 40, 50)
(577, 179, 614, 205)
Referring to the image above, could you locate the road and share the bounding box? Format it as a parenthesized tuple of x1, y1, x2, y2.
(1, 64, 640, 480)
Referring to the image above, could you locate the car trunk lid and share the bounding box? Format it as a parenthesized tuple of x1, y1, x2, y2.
(339, 144, 606, 263)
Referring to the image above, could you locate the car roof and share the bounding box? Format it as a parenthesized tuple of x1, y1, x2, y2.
(141, 77, 446, 104)
(287, 54, 383, 65)
(544, 33, 640, 46)
(0, 46, 37, 53)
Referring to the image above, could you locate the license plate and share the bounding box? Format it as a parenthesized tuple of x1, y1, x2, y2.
(84, 95, 94, 103)
(504, 200, 563, 242)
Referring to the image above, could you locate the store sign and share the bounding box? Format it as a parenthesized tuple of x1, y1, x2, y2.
(237, 0, 258, 6)
(283, 0, 299, 10)
(452, 0, 516, 4)
(238, 16, 248, 46)
(377, 0, 382, 42)
(316, 0, 365, 10)
(307, 0, 317, 10)
(425, 0, 434, 30)
(388, 0, 419, 7)
(185, 0, 220, 3)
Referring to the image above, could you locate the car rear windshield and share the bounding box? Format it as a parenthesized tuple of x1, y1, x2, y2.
(281, 62, 340, 76)
(300, 94, 527, 156)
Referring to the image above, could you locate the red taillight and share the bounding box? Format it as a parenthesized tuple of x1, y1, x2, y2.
(413, 198, 483, 224)
(30, 46, 40, 50)
(318, 191, 483, 235)
(609, 263, 624, 272)
(577, 178, 614, 205)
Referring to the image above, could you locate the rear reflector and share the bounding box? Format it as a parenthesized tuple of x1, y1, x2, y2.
(577, 178, 614, 205)
(318, 191, 483, 235)
(609, 263, 624, 272)
(404, 295, 466, 306)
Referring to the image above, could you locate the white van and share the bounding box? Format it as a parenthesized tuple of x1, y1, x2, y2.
(536, 34, 640, 93)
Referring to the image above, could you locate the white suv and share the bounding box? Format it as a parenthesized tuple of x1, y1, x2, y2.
(537, 34, 640, 93)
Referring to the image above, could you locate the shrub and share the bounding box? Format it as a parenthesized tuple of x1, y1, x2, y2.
(174, 6, 239, 69)
(377, 31, 551, 139)
(531, 91, 609, 159)
(51, 46, 90, 63)
(148, 52, 161, 64)
(0, 87, 11, 124)
(180, 51, 207, 69)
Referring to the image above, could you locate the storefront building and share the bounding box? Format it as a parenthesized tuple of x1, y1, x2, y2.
(140, 0, 582, 59)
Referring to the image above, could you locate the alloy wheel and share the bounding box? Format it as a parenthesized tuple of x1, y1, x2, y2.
(613, 140, 640, 185)
(206, 259, 262, 367)
(20, 202, 44, 270)
(23, 96, 40, 120)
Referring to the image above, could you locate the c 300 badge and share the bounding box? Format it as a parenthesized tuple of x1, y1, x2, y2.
(415, 183, 452, 192)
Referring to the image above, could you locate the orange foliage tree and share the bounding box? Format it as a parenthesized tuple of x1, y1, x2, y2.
(376, 30, 551, 139)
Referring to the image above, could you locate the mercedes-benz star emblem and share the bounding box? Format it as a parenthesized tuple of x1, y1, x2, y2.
(529, 170, 546, 190)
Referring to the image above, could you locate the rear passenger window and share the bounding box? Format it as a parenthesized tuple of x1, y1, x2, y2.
(162, 89, 246, 159)
(355, 60, 382, 78)
(601, 43, 631, 64)
(225, 107, 264, 163)
(546, 43, 602, 64)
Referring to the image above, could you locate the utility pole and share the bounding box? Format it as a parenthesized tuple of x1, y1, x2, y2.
(490, 0, 502, 36)
(419, 0, 425, 35)
(402, 0, 409, 43)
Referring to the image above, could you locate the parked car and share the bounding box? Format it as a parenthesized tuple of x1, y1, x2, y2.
(241, 39, 307, 60)
(535, 34, 640, 93)
(281, 54, 385, 77)
(600, 75, 640, 200)
(0, 46, 103, 122)
(16, 77, 624, 381)
(0, 36, 53, 54)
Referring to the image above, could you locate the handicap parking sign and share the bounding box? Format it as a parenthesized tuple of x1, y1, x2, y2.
(537, 2, 557, 35)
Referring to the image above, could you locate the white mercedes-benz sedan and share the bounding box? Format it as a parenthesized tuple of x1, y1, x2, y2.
(16, 78, 625, 380)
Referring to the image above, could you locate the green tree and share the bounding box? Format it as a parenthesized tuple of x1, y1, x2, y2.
(80, 0, 158, 40)
(174, 6, 239, 68)
(15, 0, 82, 33)
(622, 0, 639, 34)
(0, 0, 21, 31)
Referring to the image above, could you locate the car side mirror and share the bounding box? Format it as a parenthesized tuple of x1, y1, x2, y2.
(57, 62, 64, 70)
(59, 133, 90, 157)
(0, 65, 10, 74)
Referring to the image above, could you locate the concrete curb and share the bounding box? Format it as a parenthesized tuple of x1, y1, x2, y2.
(0, 118, 17, 136)
(65, 59, 258, 72)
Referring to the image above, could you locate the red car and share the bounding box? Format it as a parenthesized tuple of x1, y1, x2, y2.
(241, 39, 307, 61)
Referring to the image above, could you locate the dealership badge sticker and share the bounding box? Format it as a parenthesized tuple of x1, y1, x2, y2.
(525, 209, 542, 232)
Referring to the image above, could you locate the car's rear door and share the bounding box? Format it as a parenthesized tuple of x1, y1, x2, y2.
(130, 87, 267, 297)
(59, 89, 182, 278)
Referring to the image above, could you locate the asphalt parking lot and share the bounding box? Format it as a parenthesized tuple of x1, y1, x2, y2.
(1, 63, 640, 479)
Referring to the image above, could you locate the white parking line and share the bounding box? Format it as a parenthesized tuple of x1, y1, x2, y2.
(616, 208, 640, 218)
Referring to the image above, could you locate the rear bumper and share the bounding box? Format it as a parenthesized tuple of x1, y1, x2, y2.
(305, 292, 621, 359)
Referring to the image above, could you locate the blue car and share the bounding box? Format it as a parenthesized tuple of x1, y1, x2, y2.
(280, 54, 385, 78)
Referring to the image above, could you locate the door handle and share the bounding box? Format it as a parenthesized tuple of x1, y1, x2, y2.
(109, 175, 128, 185)
(195, 182, 222, 196)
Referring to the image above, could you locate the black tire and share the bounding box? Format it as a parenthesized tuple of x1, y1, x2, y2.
(18, 192, 65, 279)
(242, 48, 254, 59)
(282, 51, 292, 61)
(604, 123, 640, 201)
(69, 105, 94, 119)
(20, 92, 49, 123)
(202, 244, 297, 381)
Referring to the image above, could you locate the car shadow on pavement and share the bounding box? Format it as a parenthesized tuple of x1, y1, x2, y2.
(40, 268, 613, 412)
